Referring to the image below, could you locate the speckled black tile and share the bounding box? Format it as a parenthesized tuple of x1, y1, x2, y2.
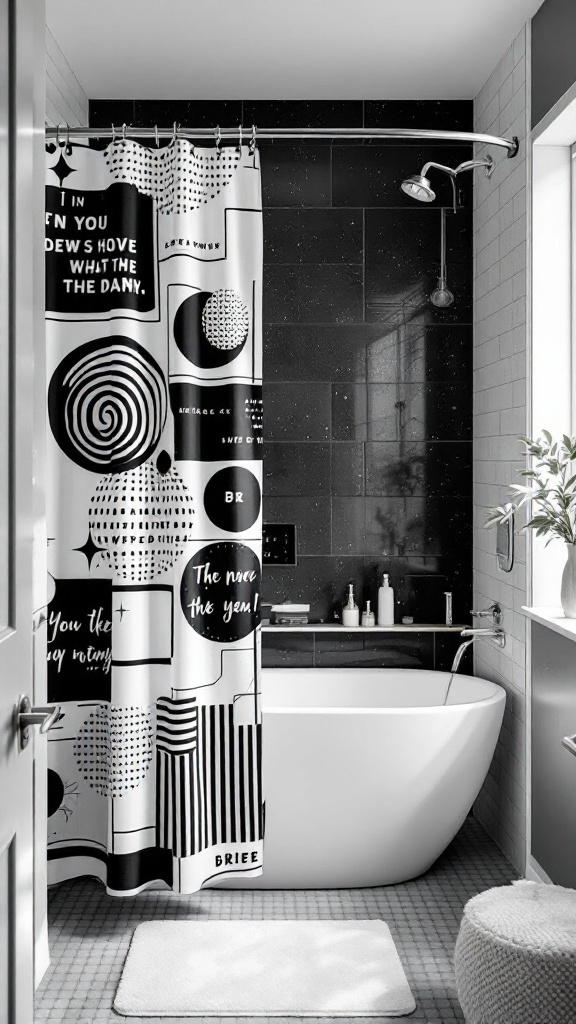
(331, 442, 364, 496)
(264, 443, 330, 496)
(261, 556, 366, 622)
(367, 207, 471, 264)
(264, 325, 386, 382)
(332, 383, 471, 441)
(262, 631, 314, 668)
(264, 264, 363, 323)
(366, 324, 473, 383)
(364, 207, 472, 322)
(365, 441, 472, 497)
(263, 209, 363, 263)
(133, 99, 243, 128)
(89, 99, 136, 127)
(332, 144, 473, 208)
(260, 145, 331, 206)
(388, 633, 435, 669)
(332, 495, 470, 557)
(263, 496, 330, 555)
(264, 383, 331, 441)
(332, 384, 370, 441)
(313, 633, 404, 668)
(243, 100, 364, 140)
(365, 100, 473, 133)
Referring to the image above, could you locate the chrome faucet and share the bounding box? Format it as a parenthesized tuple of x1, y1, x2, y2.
(450, 625, 506, 672)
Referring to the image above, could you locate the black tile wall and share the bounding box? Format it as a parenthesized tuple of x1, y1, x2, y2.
(90, 99, 474, 667)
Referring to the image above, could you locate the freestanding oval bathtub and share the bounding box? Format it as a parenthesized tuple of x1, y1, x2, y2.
(219, 668, 505, 889)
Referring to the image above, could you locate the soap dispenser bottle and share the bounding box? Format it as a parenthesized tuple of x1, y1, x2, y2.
(377, 573, 395, 626)
(342, 581, 360, 627)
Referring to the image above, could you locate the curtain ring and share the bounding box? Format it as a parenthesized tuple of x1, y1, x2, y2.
(249, 124, 257, 154)
(56, 123, 62, 147)
(215, 125, 221, 152)
(111, 123, 116, 144)
(172, 121, 178, 143)
(65, 123, 72, 155)
(238, 124, 243, 152)
(121, 122, 127, 141)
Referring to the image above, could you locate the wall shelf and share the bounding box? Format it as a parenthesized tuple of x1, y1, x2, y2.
(262, 624, 466, 633)
(522, 606, 576, 644)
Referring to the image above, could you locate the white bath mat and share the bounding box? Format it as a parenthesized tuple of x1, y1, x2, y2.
(114, 919, 416, 1017)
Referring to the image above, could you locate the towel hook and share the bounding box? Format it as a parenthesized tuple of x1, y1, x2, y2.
(215, 124, 222, 152)
(249, 124, 257, 155)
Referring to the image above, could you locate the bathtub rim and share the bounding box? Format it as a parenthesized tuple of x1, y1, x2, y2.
(259, 669, 505, 712)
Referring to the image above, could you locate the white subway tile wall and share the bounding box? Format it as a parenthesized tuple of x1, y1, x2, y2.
(46, 25, 88, 127)
(472, 26, 529, 873)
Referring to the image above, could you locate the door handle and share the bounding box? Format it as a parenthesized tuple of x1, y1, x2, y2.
(16, 694, 62, 750)
(562, 734, 576, 757)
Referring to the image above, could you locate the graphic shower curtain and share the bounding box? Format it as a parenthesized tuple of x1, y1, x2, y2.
(45, 135, 263, 894)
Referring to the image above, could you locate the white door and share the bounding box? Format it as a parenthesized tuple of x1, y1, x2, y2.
(0, 0, 47, 1020)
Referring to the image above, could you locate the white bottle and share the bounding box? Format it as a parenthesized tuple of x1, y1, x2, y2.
(377, 573, 395, 626)
(342, 582, 360, 627)
(361, 600, 375, 627)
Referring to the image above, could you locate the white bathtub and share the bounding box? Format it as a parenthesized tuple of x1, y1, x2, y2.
(219, 668, 505, 889)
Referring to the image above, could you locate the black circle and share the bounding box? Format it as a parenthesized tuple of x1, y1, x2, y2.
(173, 291, 247, 369)
(47, 769, 65, 818)
(48, 336, 167, 474)
(156, 449, 172, 474)
(181, 541, 261, 643)
(204, 467, 261, 532)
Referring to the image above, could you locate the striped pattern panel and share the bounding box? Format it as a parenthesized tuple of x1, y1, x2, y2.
(156, 696, 198, 755)
(156, 702, 262, 858)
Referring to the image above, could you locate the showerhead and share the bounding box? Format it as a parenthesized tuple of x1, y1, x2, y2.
(400, 174, 436, 202)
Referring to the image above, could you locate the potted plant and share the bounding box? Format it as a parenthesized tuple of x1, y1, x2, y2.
(485, 432, 576, 617)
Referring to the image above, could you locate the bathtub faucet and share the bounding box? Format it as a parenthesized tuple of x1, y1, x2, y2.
(450, 626, 506, 673)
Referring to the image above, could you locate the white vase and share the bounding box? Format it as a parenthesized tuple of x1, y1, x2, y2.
(561, 544, 576, 618)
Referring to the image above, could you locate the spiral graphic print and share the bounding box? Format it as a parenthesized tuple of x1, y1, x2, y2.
(48, 337, 167, 473)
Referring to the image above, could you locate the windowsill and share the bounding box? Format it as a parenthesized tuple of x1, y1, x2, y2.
(522, 606, 576, 643)
(262, 623, 465, 633)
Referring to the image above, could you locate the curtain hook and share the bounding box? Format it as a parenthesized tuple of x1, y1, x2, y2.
(121, 122, 127, 141)
(215, 125, 221, 152)
(238, 124, 243, 153)
(65, 123, 72, 155)
(111, 123, 116, 145)
(55, 123, 62, 147)
(154, 124, 159, 148)
(172, 121, 179, 143)
(249, 124, 257, 154)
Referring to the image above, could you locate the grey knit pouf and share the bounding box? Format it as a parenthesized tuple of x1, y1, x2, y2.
(454, 880, 576, 1024)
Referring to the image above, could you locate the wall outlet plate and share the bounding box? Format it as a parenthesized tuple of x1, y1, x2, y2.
(263, 524, 297, 565)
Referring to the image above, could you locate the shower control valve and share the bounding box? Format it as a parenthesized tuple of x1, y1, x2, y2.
(470, 602, 502, 626)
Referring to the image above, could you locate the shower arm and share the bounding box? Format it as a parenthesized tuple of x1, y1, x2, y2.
(420, 157, 493, 212)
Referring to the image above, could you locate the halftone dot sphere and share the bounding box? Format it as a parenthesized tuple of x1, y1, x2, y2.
(202, 288, 249, 350)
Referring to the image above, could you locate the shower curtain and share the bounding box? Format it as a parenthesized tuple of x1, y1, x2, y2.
(44, 135, 263, 894)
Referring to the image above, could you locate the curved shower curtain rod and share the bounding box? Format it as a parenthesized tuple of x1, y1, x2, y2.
(44, 123, 519, 157)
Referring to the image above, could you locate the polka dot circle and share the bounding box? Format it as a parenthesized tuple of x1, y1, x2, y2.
(89, 458, 194, 582)
(202, 289, 249, 350)
(74, 705, 153, 797)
